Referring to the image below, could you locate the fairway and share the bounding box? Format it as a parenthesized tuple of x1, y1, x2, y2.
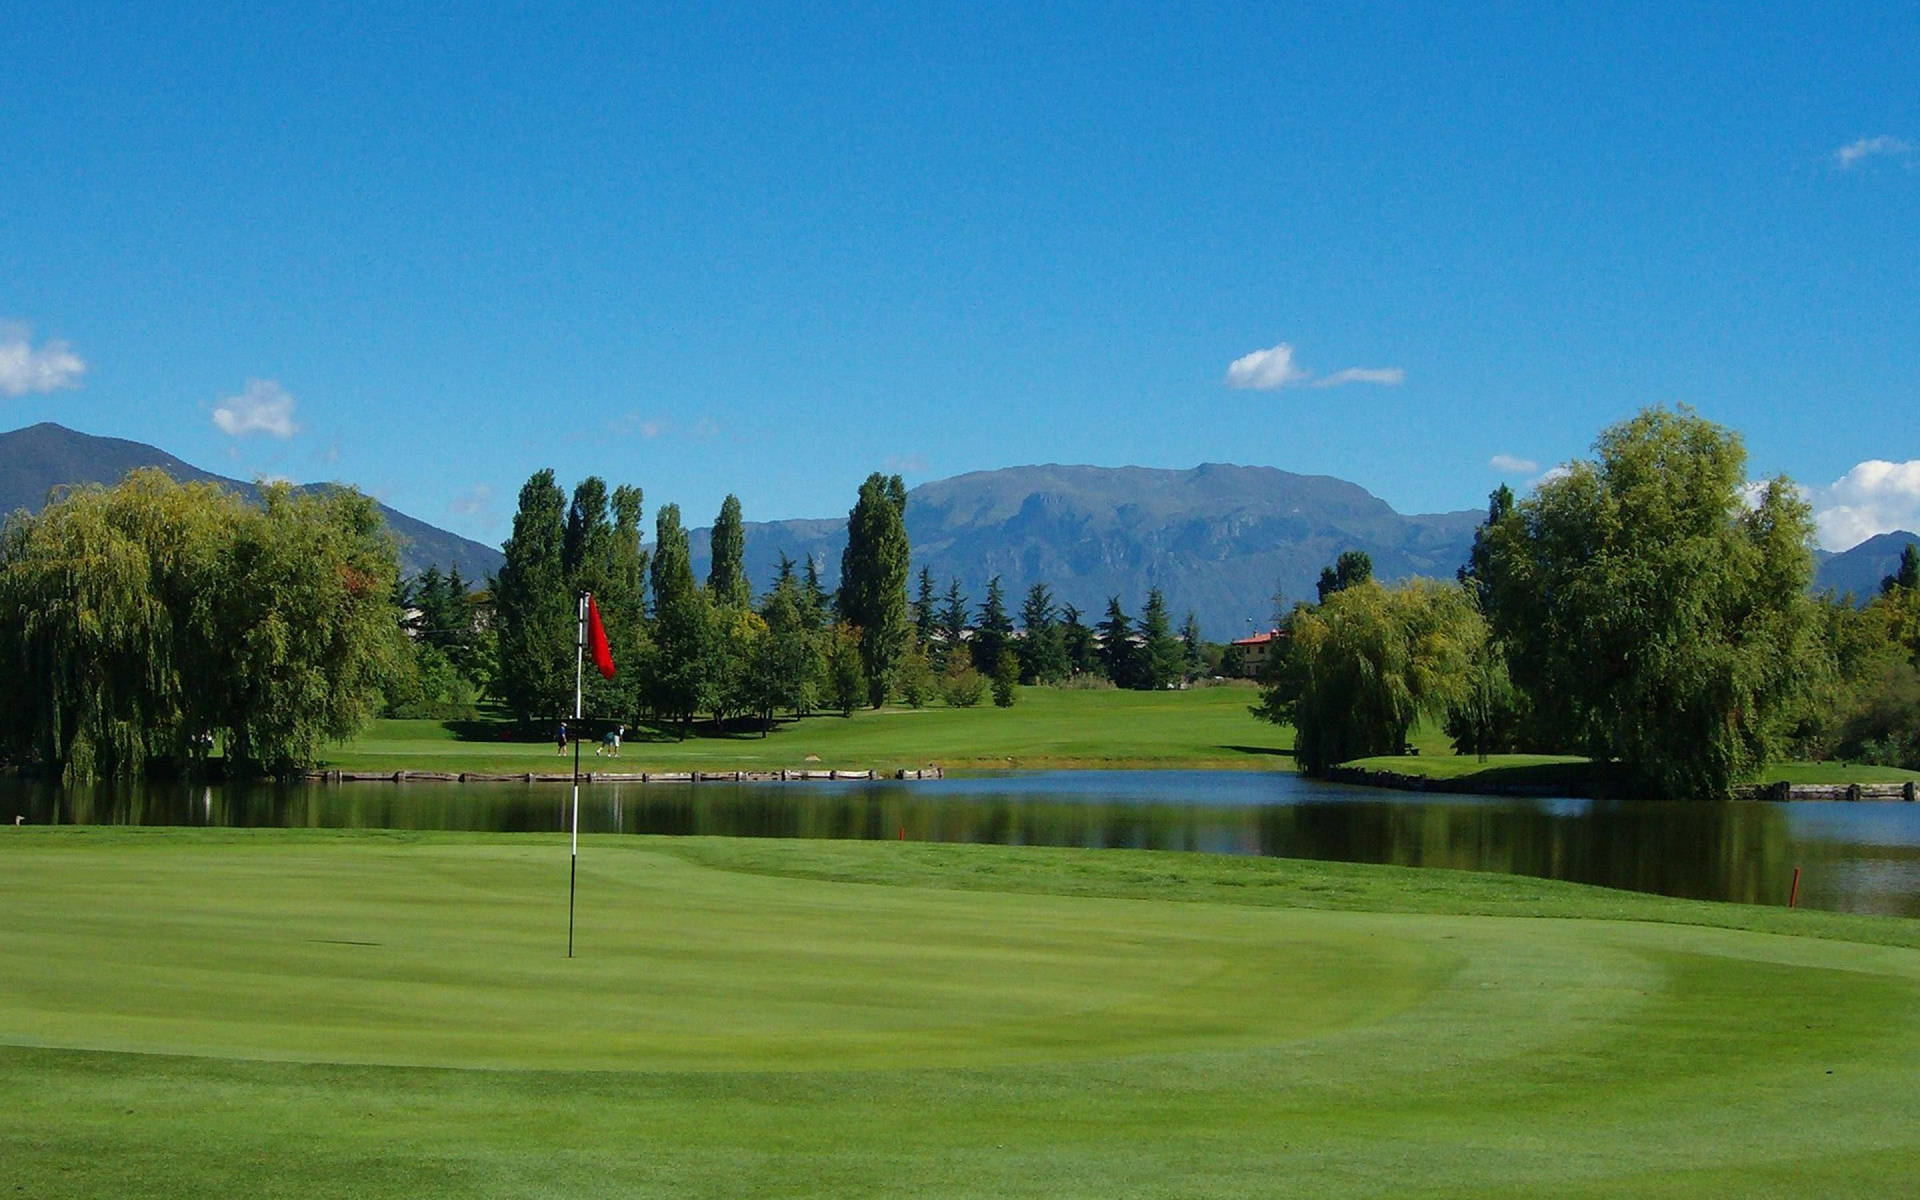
(5, 831, 1920, 1197)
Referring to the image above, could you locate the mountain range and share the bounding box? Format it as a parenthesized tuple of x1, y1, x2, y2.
(0, 423, 505, 582)
(688, 464, 1484, 639)
(4, 422, 1910, 639)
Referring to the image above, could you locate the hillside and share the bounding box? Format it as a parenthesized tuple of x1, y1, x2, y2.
(0, 422, 504, 582)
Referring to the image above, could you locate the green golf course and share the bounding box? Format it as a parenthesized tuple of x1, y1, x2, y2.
(5, 827, 1919, 1197)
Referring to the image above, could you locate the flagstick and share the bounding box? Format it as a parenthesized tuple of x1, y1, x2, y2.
(569, 591, 585, 958)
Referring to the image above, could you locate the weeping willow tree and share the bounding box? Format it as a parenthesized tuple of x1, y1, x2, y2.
(1257, 578, 1484, 775)
(0, 470, 403, 780)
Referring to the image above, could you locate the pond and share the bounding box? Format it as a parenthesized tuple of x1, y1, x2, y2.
(8, 770, 1920, 918)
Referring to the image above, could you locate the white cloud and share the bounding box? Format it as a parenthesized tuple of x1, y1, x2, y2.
(1226, 340, 1403, 391)
(1490, 454, 1539, 474)
(1226, 342, 1309, 390)
(1834, 135, 1912, 169)
(1813, 460, 1920, 550)
(212, 379, 299, 438)
(1312, 367, 1405, 388)
(0, 321, 87, 397)
(1530, 464, 1573, 489)
(449, 485, 494, 518)
(885, 453, 930, 474)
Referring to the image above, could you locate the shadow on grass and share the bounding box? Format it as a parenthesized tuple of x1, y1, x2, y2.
(1219, 744, 1294, 759)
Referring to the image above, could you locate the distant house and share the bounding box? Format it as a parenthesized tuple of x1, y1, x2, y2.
(1228, 629, 1286, 678)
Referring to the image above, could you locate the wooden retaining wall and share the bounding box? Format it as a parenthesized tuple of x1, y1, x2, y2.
(300, 766, 944, 784)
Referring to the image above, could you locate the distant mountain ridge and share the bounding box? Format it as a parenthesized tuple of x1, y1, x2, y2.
(10, 422, 1900, 636)
(1814, 531, 1920, 601)
(0, 422, 504, 582)
(691, 463, 1485, 640)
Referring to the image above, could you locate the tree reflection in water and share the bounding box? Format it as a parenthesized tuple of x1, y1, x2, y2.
(9, 770, 1919, 917)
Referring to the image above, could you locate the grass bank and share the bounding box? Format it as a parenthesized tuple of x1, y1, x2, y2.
(326, 682, 1294, 775)
(1341, 752, 1920, 792)
(5, 827, 1920, 1197)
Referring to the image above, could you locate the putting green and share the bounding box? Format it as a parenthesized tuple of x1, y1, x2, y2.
(4, 830, 1920, 1198)
(5, 838, 1456, 1069)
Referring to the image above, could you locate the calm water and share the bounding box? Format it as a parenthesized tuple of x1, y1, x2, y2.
(8, 770, 1920, 918)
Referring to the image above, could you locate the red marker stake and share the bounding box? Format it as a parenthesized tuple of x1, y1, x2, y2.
(1789, 867, 1801, 909)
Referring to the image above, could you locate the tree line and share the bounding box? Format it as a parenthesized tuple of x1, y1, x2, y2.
(1257, 405, 1920, 800)
(0, 471, 400, 780)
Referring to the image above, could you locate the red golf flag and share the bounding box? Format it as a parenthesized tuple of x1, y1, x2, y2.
(586, 594, 615, 679)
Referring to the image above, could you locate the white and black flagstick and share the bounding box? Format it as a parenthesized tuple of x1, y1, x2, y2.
(568, 591, 586, 958)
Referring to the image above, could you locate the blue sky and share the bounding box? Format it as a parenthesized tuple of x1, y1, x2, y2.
(4, 2, 1916, 549)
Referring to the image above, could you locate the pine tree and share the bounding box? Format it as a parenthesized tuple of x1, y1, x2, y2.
(1017, 582, 1068, 683)
(913, 566, 938, 643)
(1061, 603, 1098, 676)
(938, 578, 969, 668)
(971, 575, 1013, 673)
(1140, 588, 1183, 689)
(802, 555, 831, 631)
(1180, 610, 1205, 680)
(1098, 597, 1141, 688)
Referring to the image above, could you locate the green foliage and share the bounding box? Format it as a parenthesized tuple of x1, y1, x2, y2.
(0, 470, 402, 778)
(991, 648, 1019, 707)
(492, 470, 571, 722)
(838, 473, 910, 707)
(1477, 406, 1820, 799)
(825, 622, 867, 716)
(1060, 603, 1098, 677)
(752, 571, 825, 721)
(896, 638, 937, 709)
(941, 656, 986, 708)
(706, 494, 750, 609)
(1315, 549, 1374, 603)
(1258, 578, 1483, 775)
(1097, 596, 1141, 688)
(1139, 588, 1184, 690)
(1017, 582, 1069, 684)
(937, 577, 968, 669)
(912, 566, 938, 644)
(1180, 611, 1205, 680)
(1882, 543, 1920, 595)
(647, 504, 717, 735)
(970, 575, 1012, 673)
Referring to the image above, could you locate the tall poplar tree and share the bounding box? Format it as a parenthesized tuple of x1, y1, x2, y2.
(494, 469, 571, 722)
(648, 503, 715, 736)
(838, 473, 910, 707)
(605, 484, 648, 718)
(706, 494, 750, 610)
